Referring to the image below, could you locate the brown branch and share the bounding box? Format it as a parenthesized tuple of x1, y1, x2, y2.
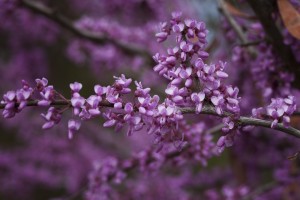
(246, 0, 300, 88)
(238, 39, 266, 47)
(20, 0, 153, 63)
(0, 99, 113, 109)
(218, 0, 256, 56)
(219, 0, 248, 44)
(2, 99, 300, 190)
(1, 100, 300, 138)
(180, 106, 300, 138)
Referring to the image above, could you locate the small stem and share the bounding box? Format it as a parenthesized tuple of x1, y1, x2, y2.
(206, 123, 224, 134)
(0, 99, 70, 109)
(238, 39, 266, 47)
(218, 0, 256, 56)
(55, 91, 68, 101)
(58, 105, 71, 114)
(180, 105, 300, 138)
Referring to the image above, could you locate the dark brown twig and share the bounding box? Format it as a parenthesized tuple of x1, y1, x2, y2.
(238, 39, 266, 47)
(218, 0, 256, 56)
(2, 100, 299, 138)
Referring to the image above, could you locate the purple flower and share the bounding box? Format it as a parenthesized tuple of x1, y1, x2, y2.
(2, 91, 17, 118)
(134, 81, 150, 97)
(222, 117, 235, 133)
(216, 133, 234, 153)
(1, 83, 34, 118)
(123, 102, 142, 136)
(172, 23, 185, 33)
(171, 11, 182, 22)
(41, 107, 61, 129)
(85, 95, 101, 117)
(71, 93, 85, 115)
(68, 119, 81, 139)
(102, 111, 118, 128)
(266, 96, 296, 128)
(71, 93, 85, 108)
(38, 85, 55, 106)
(113, 74, 132, 94)
(94, 85, 106, 96)
(35, 78, 48, 91)
(155, 32, 168, 43)
(70, 82, 83, 93)
(191, 92, 205, 113)
(180, 41, 193, 52)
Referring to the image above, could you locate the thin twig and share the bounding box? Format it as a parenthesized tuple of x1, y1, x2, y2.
(0, 99, 69, 108)
(206, 123, 224, 134)
(218, 0, 256, 56)
(180, 105, 300, 138)
(1, 100, 300, 138)
(1, 99, 299, 190)
(0, 99, 113, 109)
(238, 39, 265, 47)
(218, 0, 248, 44)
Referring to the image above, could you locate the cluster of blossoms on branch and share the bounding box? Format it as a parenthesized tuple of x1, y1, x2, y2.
(252, 95, 297, 128)
(154, 12, 241, 149)
(1, 80, 33, 118)
(0, 12, 242, 152)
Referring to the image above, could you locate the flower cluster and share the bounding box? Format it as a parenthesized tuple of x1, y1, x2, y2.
(0, 14, 244, 154)
(102, 80, 184, 145)
(154, 12, 241, 150)
(155, 12, 240, 117)
(252, 96, 296, 128)
(41, 107, 62, 130)
(229, 22, 295, 99)
(0, 74, 184, 144)
(266, 96, 297, 128)
(1, 80, 33, 118)
(36, 78, 56, 106)
(64, 75, 133, 138)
